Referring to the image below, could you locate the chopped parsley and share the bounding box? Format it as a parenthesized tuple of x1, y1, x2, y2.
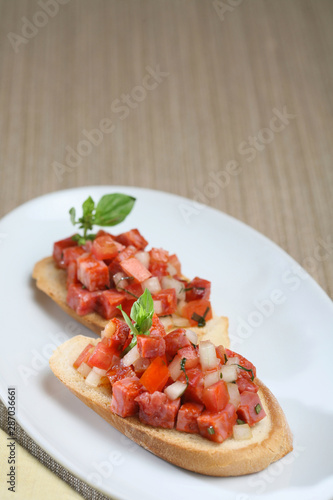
(191, 306, 210, 327)
(207, 426, 215, 435)
(255, 403, 262, 414)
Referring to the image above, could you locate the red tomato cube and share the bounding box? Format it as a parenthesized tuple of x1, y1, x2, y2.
(185, 277, 211, 302)
(182, 368, 204, 405)
(111, 377, 145, 417)
(139, 357, 170, 393)
(107, 363, 137, 386)
(120, 257, 152, 283)
(115, 229, 148, 250)
(77, 253, 110, 291)
(152, 288, 177, 315)
(197, 404, 237, 443)
(66, 284, 100, 315)
(92, 235, 125, 261)
(88, 341, 117, 370)
(237, 391, 266, 426)
(137, 335, 166, 358)
(176, 402, 204, 434)
(73, 343, 95, 369)
(182, 299, 213, 326)
(202, 380, 229, 412)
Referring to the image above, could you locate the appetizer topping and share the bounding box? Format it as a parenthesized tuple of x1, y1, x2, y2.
(53, 195, 213, 325)
(73, 291, 266, 443)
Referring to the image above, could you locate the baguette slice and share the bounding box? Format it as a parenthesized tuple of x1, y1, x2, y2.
(33, 256, 230, 343)
(49, 335, 293, 476)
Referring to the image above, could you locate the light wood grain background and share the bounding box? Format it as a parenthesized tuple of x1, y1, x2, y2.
(0, 0, 332, 498)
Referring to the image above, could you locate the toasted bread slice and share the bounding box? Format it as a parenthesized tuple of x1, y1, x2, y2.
(33, 256, 230, 343)
(49, 335, 293, 476)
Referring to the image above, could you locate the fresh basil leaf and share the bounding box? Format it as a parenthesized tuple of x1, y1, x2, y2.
(94, 193, 136, 227)
(69, 207, 76, 225)
(117, 304, 138, 338)
(82, 196, 95, 218)
(131, 289, 154, 334)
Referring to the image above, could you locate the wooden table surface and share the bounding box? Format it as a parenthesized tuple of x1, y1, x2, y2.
(0, 1, 332, 498)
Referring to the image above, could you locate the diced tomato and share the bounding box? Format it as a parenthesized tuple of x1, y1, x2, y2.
(135, 391, 180, 428)
(237, 391, 266, 426)
(185, 277, 211, 302)
(116, 229, 148, 250)
(53, 236, 77, 268)
(66, 284, 100, 315)
(92, 235, 125, 261)
(139, 356, 169, 393)
(236, 378, 259, 394)
(182, 299, 213, 326)
(216, 345, 227, 364)
(77, 253, 110, 291)
(149, 247, 169, 277)
(111, 377, 145, 417)
(120, 257, 152, 283)
(107, 363, 137, 386)
(168, 254, 181, 275)
(197, 404, 237, 443)
(66, 261, 79, 287)
(177, 345, 199, 369)
(95, 290, 126, 319)
(137, 335, 166, 358)
(176, 402, 204, 434)
(226, 349, 257, 381)
(202, 380, 229, 412)
(88, 342, 118, 370)
(164, 329, 191, 358)
(152, 289, 177, 315)
(63, 246, 85, 267)
(73, 343, 95, 369)
(182, 367, 204, 404)
(149, 313, 166, 338)
(108, 245, 137, 276)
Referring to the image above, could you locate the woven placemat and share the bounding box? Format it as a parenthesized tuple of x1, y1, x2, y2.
(0, 398, 111, 500)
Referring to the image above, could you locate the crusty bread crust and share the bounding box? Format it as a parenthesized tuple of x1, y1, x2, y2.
(33, 256, 230, 344)
(49, 336, 293, 476)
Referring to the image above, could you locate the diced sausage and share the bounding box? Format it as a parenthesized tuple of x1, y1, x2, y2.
(95, 290, 126, 319)
(197, 404, 237, 443)
(185, 277, 211, 302)
(164, 329, 191, 358)
(176, 402, 204, 434)
(237, 391, 266, 426)
(115, 229, 148, 250)
(66, 284, 100, 315)
(111, 377, 145, 417)
(135, 391, 180, 428)
(77, 253, 110, 291)
(137, 335, 166, 358)
(177, 345, 199, 369)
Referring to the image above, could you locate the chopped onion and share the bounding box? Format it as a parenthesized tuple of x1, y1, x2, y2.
(168, 355, 182, 381)
(159, 315, 174, 331)
(164, 381, 187, 400)
(122, 344, 140, 367)
(92, 366, 108, 376)
(226, 356, 240, 366)
(171, 314, 190, 328)
(167, 263, 177, 276)
(113, 272, 128, 290)
(220, 364, 238, 383)
(204, 370, 220, 388)
(185, 329, 198, 345)
(177, 300, 186, 316)
(233, 423, 252, 441)
(101, 321, 117, 339)
(153, 300, 163, 315)
(77, 362, 91, 378)
(135, 251, 150, 268)
(85, 370, 102, 387)
(227, 382, 241, 408)
(142, 276, 162, 295)
(199, 341, 218, 371)
(161, 276, 185, 300)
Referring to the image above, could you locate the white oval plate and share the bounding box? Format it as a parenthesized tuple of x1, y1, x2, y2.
(0, 186, 333, 500)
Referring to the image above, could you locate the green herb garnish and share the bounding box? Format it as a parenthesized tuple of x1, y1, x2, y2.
(117, 289, 154, 354)
(70, 193, 135, 245)
(191, 306, 210, 327)
(237, 419, 245, 425)
(255, 403, 261, 414)
(207, 426, 215, 435)
(237, 364, 254, 381)
(180, 357, 189, 387)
